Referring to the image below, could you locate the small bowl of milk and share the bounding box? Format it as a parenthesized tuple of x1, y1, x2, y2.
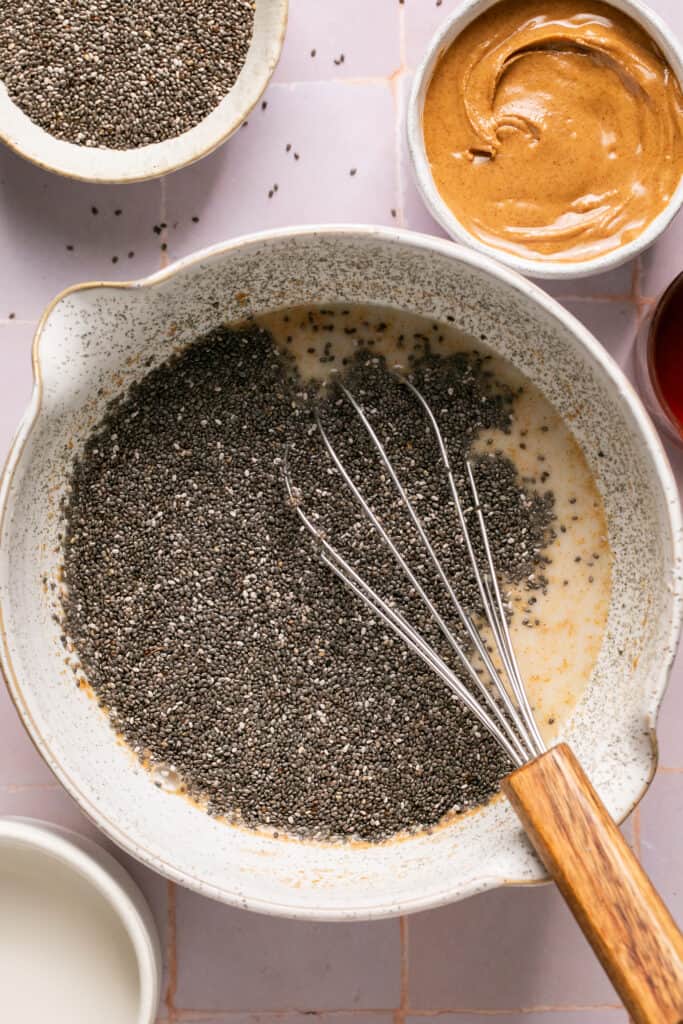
(0, 817, 161, 1024)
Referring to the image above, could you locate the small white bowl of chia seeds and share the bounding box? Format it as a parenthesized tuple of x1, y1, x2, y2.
(0, 0, 288, 183)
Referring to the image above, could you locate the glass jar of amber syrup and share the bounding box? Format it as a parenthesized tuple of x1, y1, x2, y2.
(636, 271, 683, 448)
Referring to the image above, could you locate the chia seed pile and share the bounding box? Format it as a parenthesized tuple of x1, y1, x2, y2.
(60, 316, 556, 841)
(0, 0, 255, 149)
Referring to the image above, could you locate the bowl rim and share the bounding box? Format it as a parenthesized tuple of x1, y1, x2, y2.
(0, 0, 289, 184)
(406, 0, 683, 280)
(1, 223, 681, 919)
(0, 816, 161, 1022)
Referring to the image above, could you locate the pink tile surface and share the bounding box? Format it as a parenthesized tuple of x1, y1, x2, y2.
(640, 772, 683, 918)
(657, 644, 683, 769)
(0, 148, 162, 321)
(406, 837, 634, 1012)
(640, 214, 683, 300)
(165, 80, 398, 260)
(0, 322, 34, 457)
(0, 2, 682, 1023)
(273, 0, 401, 83)
(559, 300, 640, 368)
(403, 0, 464, 72)
(0, 669, 55, 788)
(174, 892, 400, 1012)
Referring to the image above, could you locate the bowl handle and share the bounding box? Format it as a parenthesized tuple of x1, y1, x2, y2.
(503, 742, 683, 1024)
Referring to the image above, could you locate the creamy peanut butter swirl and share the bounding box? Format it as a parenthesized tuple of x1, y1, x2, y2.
(423, 0, 683, 262)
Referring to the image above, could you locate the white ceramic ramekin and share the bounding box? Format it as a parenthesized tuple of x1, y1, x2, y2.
(407, 0, 683, 280)
(0, 0, 288, 184)
(0, 817, 161, 1023)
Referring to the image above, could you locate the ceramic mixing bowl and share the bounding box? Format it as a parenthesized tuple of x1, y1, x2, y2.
(1, 226, 681, 919)
(0, 0, 288, 183)
(407, 0, 683, 280)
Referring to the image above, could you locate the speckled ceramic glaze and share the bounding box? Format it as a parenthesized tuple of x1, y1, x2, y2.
(0, 0, 288, 184)
(1, 226, 681, 919)
(407, 0, 683, 280)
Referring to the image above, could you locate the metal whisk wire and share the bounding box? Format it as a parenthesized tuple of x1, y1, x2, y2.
(284, 377, 546, 768)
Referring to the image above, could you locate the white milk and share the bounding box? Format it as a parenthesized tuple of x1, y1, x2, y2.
(0, 843, 140, 1024)
(259, 304, 612, 742)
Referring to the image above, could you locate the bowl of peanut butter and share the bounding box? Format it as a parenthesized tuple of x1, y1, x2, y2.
(408, 0, 683, 278)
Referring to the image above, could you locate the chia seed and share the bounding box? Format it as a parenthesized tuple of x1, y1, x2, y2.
(0, 0, 255, 149)
(60, 316, 556, 842)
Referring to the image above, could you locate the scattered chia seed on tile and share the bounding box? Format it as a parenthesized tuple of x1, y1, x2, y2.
(60, 316, 556, 842)
(0, 0, 255, 149)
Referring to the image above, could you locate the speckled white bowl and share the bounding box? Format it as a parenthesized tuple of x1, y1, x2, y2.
(1, 226, 681, 919)
(0, 0, 288, 184)
(407, 0, 683, 280)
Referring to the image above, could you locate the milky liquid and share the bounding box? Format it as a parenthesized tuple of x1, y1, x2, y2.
(0, 844, 140, 1024)
(259, 304, 612, 740)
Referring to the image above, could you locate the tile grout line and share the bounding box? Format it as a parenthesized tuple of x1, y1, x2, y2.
(165, 880, 178, 1022)
(393, 1, 407, 229)
(396, 914, 409, 1024)
(630, 254, 639, 303)
(272, 76, 397, 89)
(171, 1004, 624, 1018)
(631, 253, 654, 314)
(391, 69, 407, 228)
(404, 1006, 624, 1017)
(554, 293, 655, 305)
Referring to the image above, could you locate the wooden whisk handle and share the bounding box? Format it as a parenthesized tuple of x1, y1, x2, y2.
(503, 743, 683, 1024)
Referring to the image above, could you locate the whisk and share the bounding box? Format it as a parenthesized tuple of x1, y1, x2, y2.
(285, 373, 683, 1024)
